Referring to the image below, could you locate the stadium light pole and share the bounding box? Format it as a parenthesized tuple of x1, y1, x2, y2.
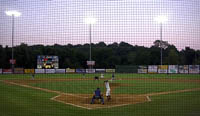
(5, 10, 21, 73)
(154, 15, 168, 65)
(85, 17, 97, 62)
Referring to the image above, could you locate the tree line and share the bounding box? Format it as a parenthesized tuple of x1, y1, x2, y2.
(0, 41, 200, 69)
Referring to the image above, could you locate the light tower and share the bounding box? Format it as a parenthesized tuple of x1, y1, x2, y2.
(85, 16, 97, 69)
(5, 10, 21, 73)
(154, 15, 168, 65)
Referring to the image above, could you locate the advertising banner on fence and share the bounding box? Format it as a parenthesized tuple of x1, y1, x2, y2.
(95, 69, 106, 73)
(14, 68, 24, 74)
(66, 68, 75, 73)
(24, 69, 35, 74)
(137, 65, 147, 74)
(189, 65, 199, 74)
(168, 65, 178, 74)
(3, 69, 12, 74)
(86, 69, 95, 73)
(148, 65, 158, 74)
(76, 69, 86, 73)
(45, 69, 55, 74)
(35, 69, 45, 74)
(106, 69, 115, 73)
(158, 65, 168, 74)
(179, 65, 188, 74)
(55, 69, 65, 74)
(0, 69, 2, 74)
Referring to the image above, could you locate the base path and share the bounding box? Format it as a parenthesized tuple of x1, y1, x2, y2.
(51, 87, 200, 110)
(2, 78, 200, 110)
(52, 94, 148, 110)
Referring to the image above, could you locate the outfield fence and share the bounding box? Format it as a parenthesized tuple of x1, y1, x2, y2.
(0, 65, 199, 74)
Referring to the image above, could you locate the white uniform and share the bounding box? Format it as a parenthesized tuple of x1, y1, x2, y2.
(100, 73, 104, 78)
(105, 81, 111, 97)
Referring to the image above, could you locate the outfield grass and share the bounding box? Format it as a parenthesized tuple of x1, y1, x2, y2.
(0, 73, 200, 79)
(31, 80, 106, 94)
(31, 79, 200, 94)
(114, 80, 200, 94)
(0, 74, 200, 116)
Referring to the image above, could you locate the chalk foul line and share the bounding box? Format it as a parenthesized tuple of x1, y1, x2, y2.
(2, 80, 200, 110)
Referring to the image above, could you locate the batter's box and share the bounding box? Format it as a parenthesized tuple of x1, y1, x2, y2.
(51, 93, 150, 110)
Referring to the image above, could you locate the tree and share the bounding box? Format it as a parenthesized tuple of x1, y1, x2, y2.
(165, 49, 179, 65)
(153, 40, 169, 49)
(179, 50, 186, 65)
(0, 45, 6, 68)
(127, 52, 136, 65)
(149, 46, 160, 65)
(184, 47, 195, 65)
(0, 41, 199, 69)
(135, 49, 151, 65)
(4, 46, 11, 68)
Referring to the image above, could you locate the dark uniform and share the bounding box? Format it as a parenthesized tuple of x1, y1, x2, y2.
(91, 88, 104, 104)
(94, 76, 99, 80)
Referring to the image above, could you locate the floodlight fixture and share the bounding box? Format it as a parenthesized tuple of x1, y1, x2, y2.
(5, 10, 21, 17)
(154, 15, 168, 24)
(85, 17, 97, 25)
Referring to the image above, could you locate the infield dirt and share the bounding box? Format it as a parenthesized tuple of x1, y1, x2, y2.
(2, 78, 200, 109)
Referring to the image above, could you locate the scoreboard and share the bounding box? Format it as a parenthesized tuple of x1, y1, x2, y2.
(37, 56, 59, 69)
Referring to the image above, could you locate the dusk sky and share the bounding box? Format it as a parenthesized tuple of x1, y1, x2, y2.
(0, 0, 199, 50)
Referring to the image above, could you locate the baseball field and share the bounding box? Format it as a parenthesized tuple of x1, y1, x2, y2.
(0, 74, 200, 116)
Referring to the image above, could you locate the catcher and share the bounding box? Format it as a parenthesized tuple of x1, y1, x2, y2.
(90, 88, 104, 104)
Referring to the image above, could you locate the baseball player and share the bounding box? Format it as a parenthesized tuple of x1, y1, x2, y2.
(31, 73, 35, 80)
(111, 73, 115, 80)
(82, 73, 85, 78)
(104, 80, 111, 101)
(94, 76, 99, 81)
(91, 88, 104, 104)
(100, 73, 104, 78)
